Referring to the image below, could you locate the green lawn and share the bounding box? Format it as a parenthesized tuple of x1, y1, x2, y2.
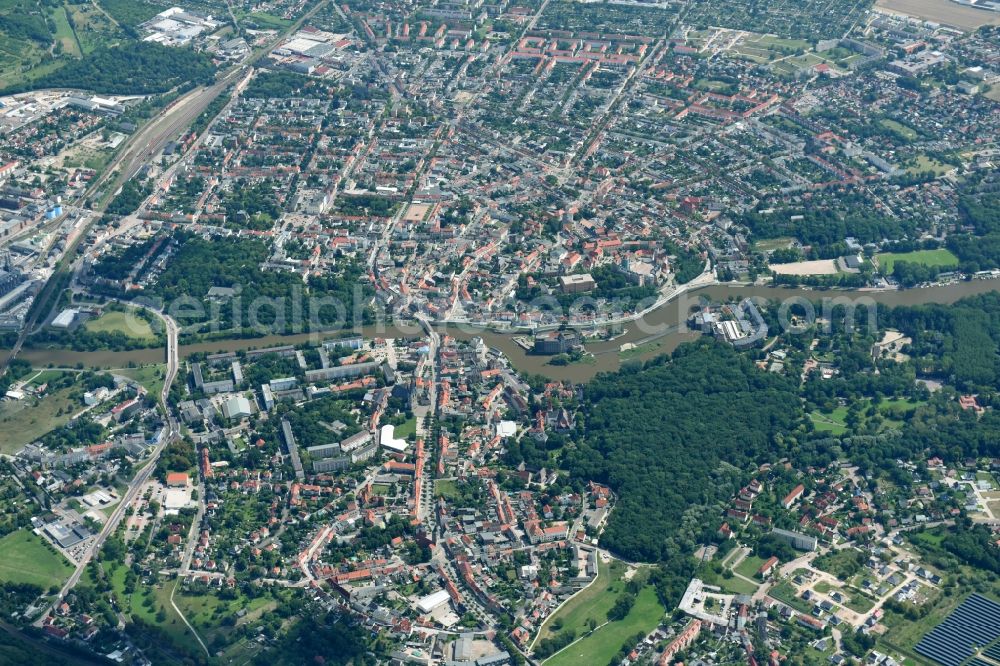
(878, 398, 924, 414)
(240, 11, 292, 28)
(876, 249, 959, 274)
(844, 592, 875, 613)
(814, 549, 864, 579)
(718, 575, 759, 595)
(114, 364, 167, 398)
(809, 408, 848, 435)
(768, 580, 812, 613)
(753, 237, 797, 253)
(906, 155, 952, 176)
(879, 118, 918, 142)
(24, 369, 69, 387)
(393, 416, 417, 440)
(434, 479, 462, 500)
(544, 584, 663, 666)
(695, 558, 759, 595)
(619, 341, 664, 361)
(734, 554, 768, 580)
(976, 471, 998, 490)
(0, 530, 73, 588)
(84, 310, 156, 340)
(536, 558, 642, 646)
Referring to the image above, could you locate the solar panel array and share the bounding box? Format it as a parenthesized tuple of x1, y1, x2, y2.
(914, 594, 1000, 666)
(984, 642, 1000, 662)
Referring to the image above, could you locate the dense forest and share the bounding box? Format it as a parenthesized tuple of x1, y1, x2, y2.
(925, 186, 1000, 273)
(7, 43, 215, 94)
(565, 342, 803, 563)
(884, 292, 1000, 393)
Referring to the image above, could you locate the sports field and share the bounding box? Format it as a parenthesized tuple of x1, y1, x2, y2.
(876, 249, 958, 274)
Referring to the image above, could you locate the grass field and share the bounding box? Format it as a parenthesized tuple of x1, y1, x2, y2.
(240, 11, 293, 28)
(809, 408, 848, 435)
(0, 382, 81, 454)
(619, 340, 663, 360)
(393, 416, 417, 440)
(114, 364, 166, 398)
(0, 530, 73, 588)
(434, 479, 462, 500)
(536, 557, 628, 644)
(879, 118, 919, 142)
(718, 574, 759, 595)
(544, 584, 664, 666)
(906, 155, 952, 176)
(734, 555, 768, 580)
(84, 310, 156, 340)
(51, 6, 82, 57)
(754, 237, 797, 252)
(876, 249, 959, 274)
(24, 369, 69, 387)
(768, 579, 812, 613)
(844, 592, 875, 613)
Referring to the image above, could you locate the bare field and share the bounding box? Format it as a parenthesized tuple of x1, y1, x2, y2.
(403, 203, 431, 223)
(770, 259, 840, 276)
(875, 0, 1000, 30)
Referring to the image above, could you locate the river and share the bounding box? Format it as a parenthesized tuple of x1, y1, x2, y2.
(8, 279, 1000, 382)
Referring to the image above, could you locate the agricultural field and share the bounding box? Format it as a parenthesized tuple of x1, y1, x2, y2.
(876, 249, 959, 274)
(0, 530, 73, 588)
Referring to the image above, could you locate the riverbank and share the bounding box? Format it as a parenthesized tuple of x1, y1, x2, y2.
(8, 278, 1000, 382)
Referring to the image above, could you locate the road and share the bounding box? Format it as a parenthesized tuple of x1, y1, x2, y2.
(35, 310, 180, 625)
